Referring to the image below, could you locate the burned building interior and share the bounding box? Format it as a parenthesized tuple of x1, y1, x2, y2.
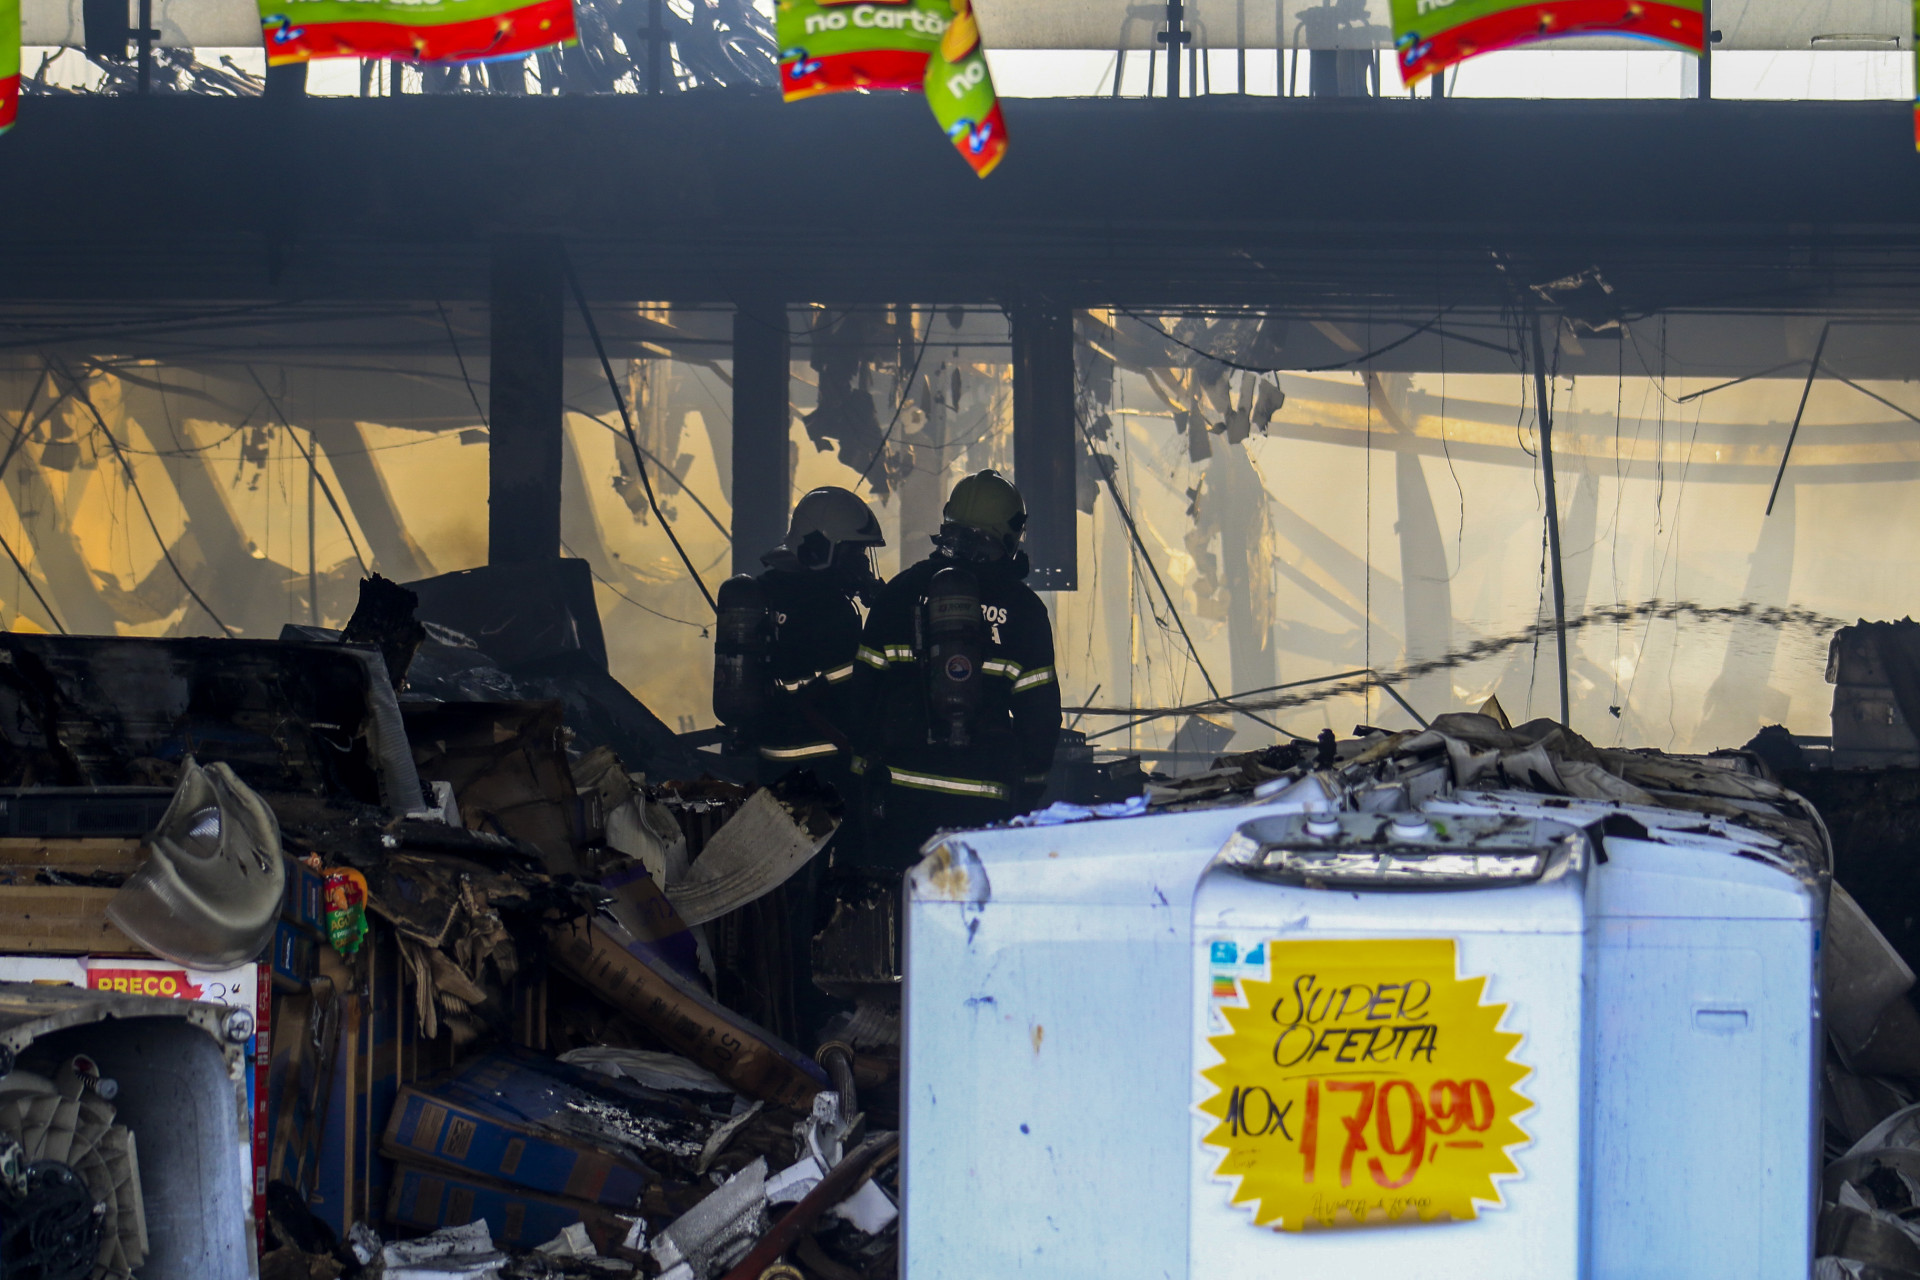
(8, 3, 1920, 1276)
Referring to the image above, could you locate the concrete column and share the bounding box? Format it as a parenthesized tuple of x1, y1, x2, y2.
(488, 236, 565, 566)
(1011, 302, 1077, 591)
(731, 298, 791, 576)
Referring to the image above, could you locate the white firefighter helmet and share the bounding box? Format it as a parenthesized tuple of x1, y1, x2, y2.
(778, 486, 886, 570)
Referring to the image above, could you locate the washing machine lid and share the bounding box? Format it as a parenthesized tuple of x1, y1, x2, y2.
(1218, 811, 1588, 891)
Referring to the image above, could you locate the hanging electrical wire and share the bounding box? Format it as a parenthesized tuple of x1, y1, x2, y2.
(50, 358, 234, 636)
(857, 310, 931, 483)
(1120, 305, 1515, 375)
(437, 300, 491, 429)
(559, 538, 708, 630)
(561, 251, 717, 613)
(1076, 415, 1305, 742)
(567, 405, 732, 541)
(245, 366, 372, 576)
(1068, 599, 1842, 726)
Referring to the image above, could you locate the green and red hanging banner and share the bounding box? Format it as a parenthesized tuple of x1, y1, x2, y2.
(1391, 0, 1704, 86)
(778, 0, 1006, 177)
(258, 0, 573, 65)
(2, 0, 18, 136)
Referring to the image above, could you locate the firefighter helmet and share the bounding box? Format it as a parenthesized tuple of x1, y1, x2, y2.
(940, 469, 1027, 559)
(777, 486, 885, 570)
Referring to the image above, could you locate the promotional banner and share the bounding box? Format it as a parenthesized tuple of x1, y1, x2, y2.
(2, 0, 18, 137)
(924, 0, 1005, 176)
(258, 0, 574, 64)
(778, 0, 1007, 177)
(1390, 0, 1704, 87)
(1199, 937, 1533, 1230)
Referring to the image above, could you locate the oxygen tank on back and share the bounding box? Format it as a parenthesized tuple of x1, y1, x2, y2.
(713, 574, 771, 740)
(925, 566, 983, 748)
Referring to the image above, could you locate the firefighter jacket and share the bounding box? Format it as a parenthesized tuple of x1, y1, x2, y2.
(754, 566, 863, 769)
(851, 551, 1062, 803)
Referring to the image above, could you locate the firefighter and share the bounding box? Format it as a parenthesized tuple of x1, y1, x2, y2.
(746, 485, 886, 782)
(712, 485, 885, 1040)
(853, 469, 1062, 870)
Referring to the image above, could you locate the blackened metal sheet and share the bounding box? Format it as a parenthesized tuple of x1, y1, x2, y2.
(0, 634, 384, 802)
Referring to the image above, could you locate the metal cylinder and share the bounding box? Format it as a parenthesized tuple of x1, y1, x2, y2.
(925, 566, 983, 748)
(713, 574, 772, 733)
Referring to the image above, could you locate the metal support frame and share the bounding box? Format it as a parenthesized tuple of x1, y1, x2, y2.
(646, 0, 668, 94)
(487, 236, 565, 566)
(135, 0, 154, 93)
(731, 297, 791, 577)
(1158, 0, 1191, 98)
(1698, 0, 1713, 99)
(309, 421, 435, 580)
(1528, 309, 1571, 726)
(1011, 301, 1078, 591)
(1767, 321, 1829, 515)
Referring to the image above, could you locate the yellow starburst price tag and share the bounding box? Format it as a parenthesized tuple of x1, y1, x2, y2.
(1199, 937, 1532, 1231)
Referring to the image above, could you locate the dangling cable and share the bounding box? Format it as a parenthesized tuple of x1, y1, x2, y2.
(53, 359, 233, 636)
(0, 530, 67, 634)
(1077, 416, 1304, 742)
(245, 366, 370, 576)
(560, 250, 716, 613)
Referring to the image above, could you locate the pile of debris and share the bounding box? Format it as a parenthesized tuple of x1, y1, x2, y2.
(0, 573, 903, 1280)
(1813, 881, 1920, 1279)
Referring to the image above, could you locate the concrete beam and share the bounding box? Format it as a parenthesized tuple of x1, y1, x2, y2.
(5, 98, 1920, 316)
(488, 237, 564, 566)
(730, 298, 790, 576)
(1011, 301, 1077, 591)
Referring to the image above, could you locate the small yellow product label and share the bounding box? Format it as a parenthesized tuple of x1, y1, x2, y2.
(1199, 937, 1532, 1230)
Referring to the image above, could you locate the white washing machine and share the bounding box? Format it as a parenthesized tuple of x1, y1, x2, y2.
(1426, 790, 1822, 1278)
(903, 782, 1821, 1280)
(902, 781, 1337, 1280)
(1190, 793, 1820, 1280)
(1189, 810, 1591, 1279)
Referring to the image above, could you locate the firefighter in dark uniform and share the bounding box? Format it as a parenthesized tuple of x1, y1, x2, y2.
(711, 485, 884, 1040)
(852, 469, 1062, 870)
(749, 485, 886, 785)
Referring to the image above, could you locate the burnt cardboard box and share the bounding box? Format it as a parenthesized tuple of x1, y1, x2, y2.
(401, 701, 580, 871)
